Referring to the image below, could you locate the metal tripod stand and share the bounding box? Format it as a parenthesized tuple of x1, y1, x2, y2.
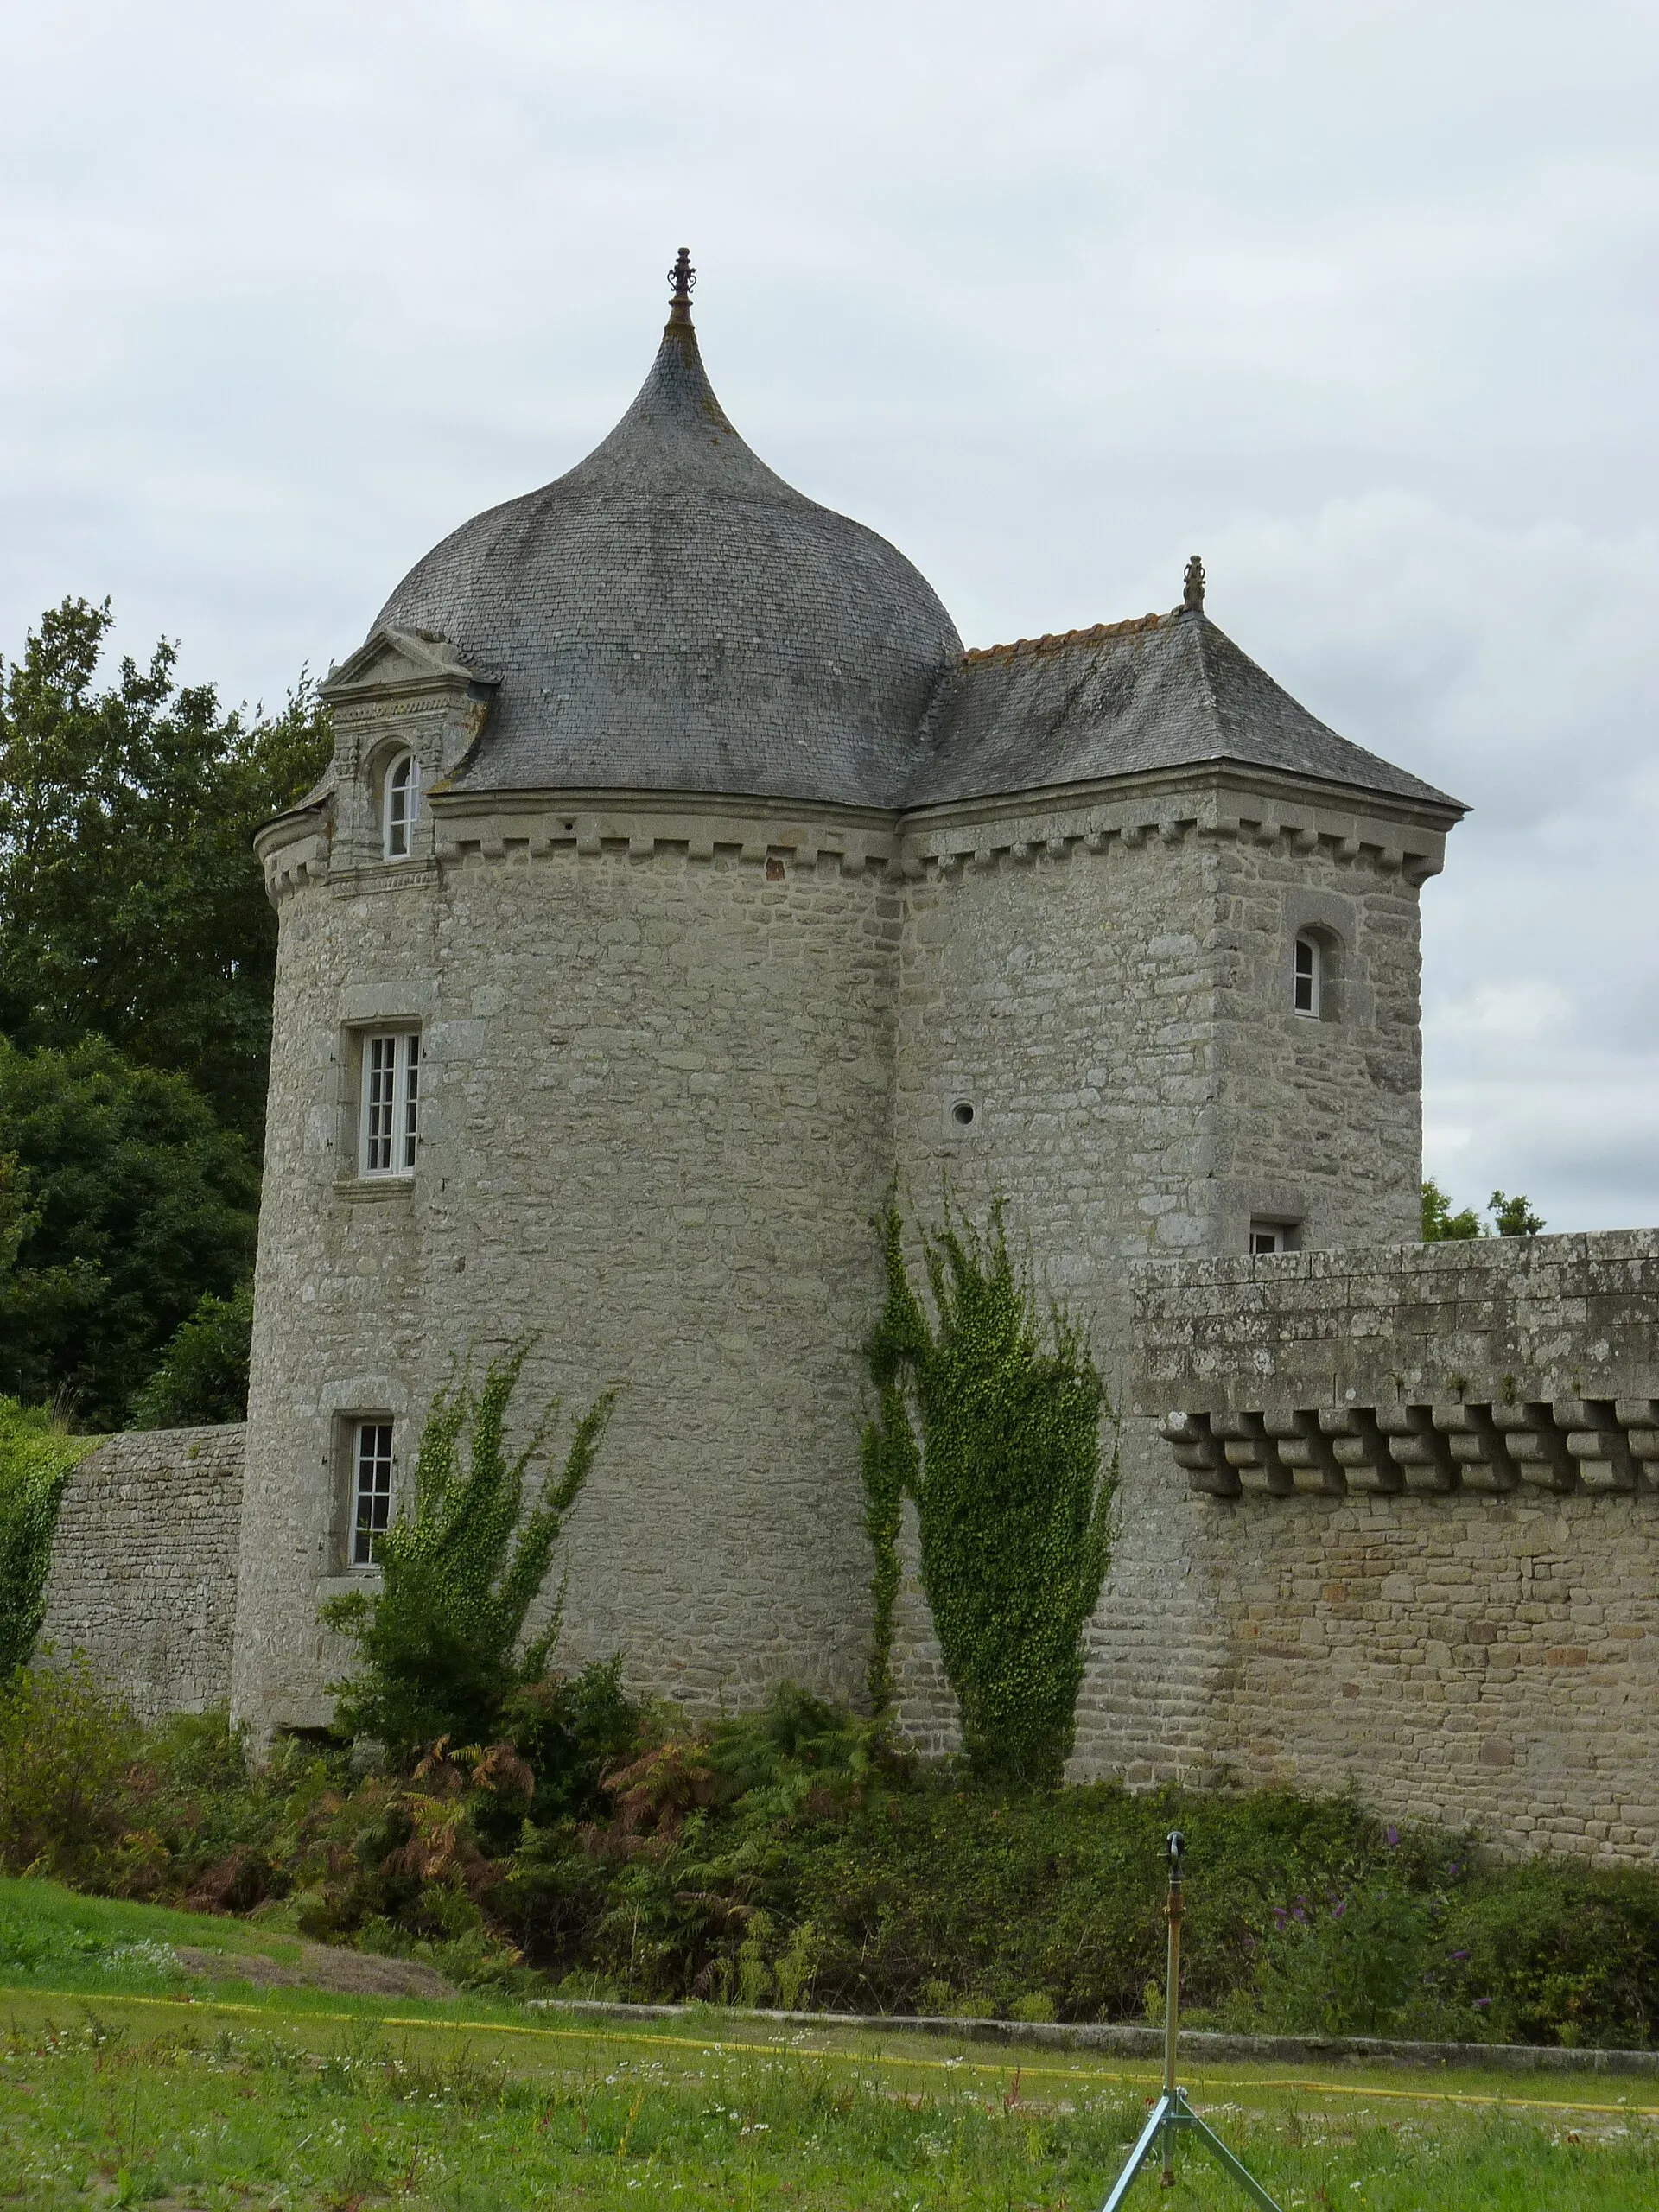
(1100, 1832, 1282, 2209)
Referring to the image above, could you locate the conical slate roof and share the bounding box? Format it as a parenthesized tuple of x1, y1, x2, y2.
(906, 611, 1463, 813)
(373, 284, 963, 809)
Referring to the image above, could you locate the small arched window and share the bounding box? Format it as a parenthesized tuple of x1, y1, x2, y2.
(1293, 934, 1322, 1018)
(383, 750, 417, 861)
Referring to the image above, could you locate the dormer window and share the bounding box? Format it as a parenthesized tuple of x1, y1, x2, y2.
(383, 750, 417, 860)
(1293, 935, 1321, 1018)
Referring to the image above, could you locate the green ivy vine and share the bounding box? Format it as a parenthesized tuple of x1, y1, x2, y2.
(861, 1202, 1116, 1789)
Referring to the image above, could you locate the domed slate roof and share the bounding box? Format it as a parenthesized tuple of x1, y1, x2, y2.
(373, 265, 963, 810)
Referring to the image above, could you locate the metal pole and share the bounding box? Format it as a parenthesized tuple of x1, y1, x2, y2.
(1161, 1829, 1184, 2185)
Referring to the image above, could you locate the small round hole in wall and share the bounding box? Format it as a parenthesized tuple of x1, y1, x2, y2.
(951, 1100, 976, 1128)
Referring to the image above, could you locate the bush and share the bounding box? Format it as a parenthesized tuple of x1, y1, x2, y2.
(0, 1657, 140, 1874)
(322, 1343, 616, 1757)
(130, 1280, 253, 1428)
(0, 1397, 99, 1675)
(22, 1664, 1659, 2051)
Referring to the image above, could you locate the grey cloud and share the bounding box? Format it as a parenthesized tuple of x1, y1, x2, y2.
(2, 0, 1657, 1225)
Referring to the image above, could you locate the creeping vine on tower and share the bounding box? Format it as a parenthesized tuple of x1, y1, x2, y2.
(861, 1201, 1116, 1788)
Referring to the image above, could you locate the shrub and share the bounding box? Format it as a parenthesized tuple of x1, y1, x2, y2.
(0, 1396, 99, 1675)
(0, 1656, 139, 1874)
(863, 1205, 1113, 1787)
(130, 1279, 253, 1427)
(322, 1343, 617, 1758)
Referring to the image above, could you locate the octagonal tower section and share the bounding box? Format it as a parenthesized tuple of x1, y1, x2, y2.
(885, 607, 1465, 1776)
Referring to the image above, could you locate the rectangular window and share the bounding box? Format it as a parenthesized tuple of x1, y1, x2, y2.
(359, 1031, 420, 1175)
(351, 1420, 394, 1566)
(1293, 937, 1319, 1017)
(1249, 1222, 1289, 1255)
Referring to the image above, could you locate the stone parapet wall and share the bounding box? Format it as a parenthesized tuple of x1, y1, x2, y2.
(1130, 1234, 1659, 1860)
(38, 1426, 245, 1720)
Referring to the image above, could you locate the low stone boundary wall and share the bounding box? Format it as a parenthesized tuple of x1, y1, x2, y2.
(1130, 1233, 1659, 1861)
(538, 1998, 1659, 2074)
(37, 1424, 245, 1720)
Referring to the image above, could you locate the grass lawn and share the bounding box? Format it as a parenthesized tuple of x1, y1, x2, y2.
(3, 1883, 1658, 2208)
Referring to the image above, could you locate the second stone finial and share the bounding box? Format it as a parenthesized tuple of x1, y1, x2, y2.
(1182, 554, 1206, 614)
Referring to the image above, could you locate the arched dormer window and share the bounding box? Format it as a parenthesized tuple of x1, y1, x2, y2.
(383, 750, 417, 860)
(1293, 933, 1322, 1018)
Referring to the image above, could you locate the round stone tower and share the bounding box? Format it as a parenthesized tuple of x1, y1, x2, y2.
(236, 254, 962, 1739)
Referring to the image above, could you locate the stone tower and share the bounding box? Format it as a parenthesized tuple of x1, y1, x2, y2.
(238, 259, 1463, 1750)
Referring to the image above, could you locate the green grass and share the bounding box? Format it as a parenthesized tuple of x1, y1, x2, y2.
(0, 1878, 311, 1993)
(3, 1880, 1659, 2205)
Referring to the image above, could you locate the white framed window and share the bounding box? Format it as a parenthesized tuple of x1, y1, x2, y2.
(383, 749, 418, 860)
(359, 1031, 420, 1176)
(1293, 934, 1321, 1017)
(351, 1420, 394, 1567)
(1249, 1221, 1290, 1255)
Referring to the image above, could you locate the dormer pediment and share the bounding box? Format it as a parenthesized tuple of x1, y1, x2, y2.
(321, 627, 494, 703)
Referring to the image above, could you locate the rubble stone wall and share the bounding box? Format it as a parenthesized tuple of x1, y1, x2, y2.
(38, 1425, 245, 1721)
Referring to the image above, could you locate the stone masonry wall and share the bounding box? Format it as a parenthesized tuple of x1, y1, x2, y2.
(887, 780, 1439, 1780)
(38, 1426, 245, 1721)
(238, 797, 904, 1739)
(1134, 1232, 1659, 1860)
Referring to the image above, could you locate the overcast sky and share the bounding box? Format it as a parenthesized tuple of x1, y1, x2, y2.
(3, 0, 1656, 1230)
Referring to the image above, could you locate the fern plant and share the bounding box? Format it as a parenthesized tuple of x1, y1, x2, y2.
(323, 1342, 615, 1758)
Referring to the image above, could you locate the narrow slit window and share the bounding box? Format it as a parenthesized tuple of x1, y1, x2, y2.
(384, 751, 417, 860)
(352, 1421, 394, 1567)
(359, 1032, 420, 1176)
(1293, 935, 1321, 1017)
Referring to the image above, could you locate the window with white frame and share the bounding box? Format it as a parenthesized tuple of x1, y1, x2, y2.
(383, 750, 418, 860)
(359, 1031, 420, 1176)
(351, 1420, 394, 1567)
(1293, 934, 1321, 1017)
(1249, 1221, 1291, 1255)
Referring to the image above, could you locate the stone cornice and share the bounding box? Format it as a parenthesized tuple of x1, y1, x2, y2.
(258, 756, 1455, 900)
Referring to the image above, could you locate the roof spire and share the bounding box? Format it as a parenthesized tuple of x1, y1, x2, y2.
(1182, 552, 1205, 615)
(667, 245, 696, 327)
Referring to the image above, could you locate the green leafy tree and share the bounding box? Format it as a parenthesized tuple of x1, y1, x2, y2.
(862, 1205, 1114, 1789)
(0, 1398, 101, 1677)
(130, 1279, 254, 1429)
(324, 1343, 618, 1759)
(0, 597, 331, 1147)
(0, 1037, 259, 1427)
(1421, 1178, 1483, 1241)
(1490, 1189, 1545, 1237)
(1422, 1179, 1545, 1243)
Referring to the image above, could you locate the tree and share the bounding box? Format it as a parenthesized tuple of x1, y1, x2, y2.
(1490, 1189, 1545, 1237)
(0, 597, 331, 1148)
(1421, 1179, 1483, 1242)
(0, 1037, 259, 1428)
(1421, 1179, 1545, 1243)
(323, 1343, 617, 1758)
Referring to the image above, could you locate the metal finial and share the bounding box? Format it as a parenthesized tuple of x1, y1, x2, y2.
(667, 247, 696, 323)
(1182, 554, 1205, 614)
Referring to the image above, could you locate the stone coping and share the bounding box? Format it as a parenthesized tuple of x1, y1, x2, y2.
(529, 1998, 1659, 2076)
